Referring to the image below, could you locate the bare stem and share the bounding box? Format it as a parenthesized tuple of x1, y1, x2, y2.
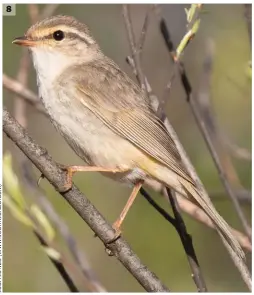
(137, 6, 151, 54)
(122, 5, 147, 94)
(166, 189, 207, 292)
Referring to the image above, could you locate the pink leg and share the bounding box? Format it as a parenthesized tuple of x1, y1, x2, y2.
(111, 181, 144, 241)
(63, 165, 129, 191)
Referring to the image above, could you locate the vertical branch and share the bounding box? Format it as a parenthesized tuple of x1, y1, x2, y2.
(166, 189, 207, 292)
(40, 4, 60, 20)
(122, 5, 147, 94)
(136, 6, 151, 54)
(13, 3, 59, 127)
(156, 5, 251, 240)
(155, 8, 251, 289)
(13, 4, 39, 127)
(13, 50, 30, 127)
(122, 5, 207, 292)
(28, 4, 39, 23)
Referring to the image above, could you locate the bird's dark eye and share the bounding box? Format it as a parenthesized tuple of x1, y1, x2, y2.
(53, 30, 65, 41)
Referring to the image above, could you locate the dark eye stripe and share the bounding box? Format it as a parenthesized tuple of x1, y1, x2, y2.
(67, 32, 91, 45)
(41, 31, 91, 45)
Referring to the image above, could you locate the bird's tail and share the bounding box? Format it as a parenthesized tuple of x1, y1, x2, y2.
(144, 162, 245, 260)
(143, 161, 251, 288)
(178, 177, 245, 259)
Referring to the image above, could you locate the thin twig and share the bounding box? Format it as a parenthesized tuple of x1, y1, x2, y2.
(122, 6, 207, 292)
(170, 189, 252, 252)
(156, 10, 251, 289)
(141, 186, 250, 290)
(157, 7, 251, 240)
(166, 189, 207, 292)
(122, 5, 147, 94)
(11, 3, 60, 122)
(13, 4, 37, 128)
(3, 74, 251, 253)
(13, 4, 40, 127)
(13, 50, 30, 128)
(210, 189, 251, 204)
(40, 4, 60, 20)
(195, 39, 244, 185)
(125, 8, 251, 289)
(22, 162, 107, 292)
(32, 230, 79, 292)
(155, 10, 177, 119)
(144, 177, 252, 253)
(140, 188, 176, 226)
(157, 63, 178, 120)
(141, 187, 208, 292)
(196, 41, 251, 238)
(28, 4, 39, 24)
(3, 74, 46, 114)
(191, 84, 251, 238)
(136, 6, 151, 54)
(223, 133, 251, 162)
(3, 108, 169, 292)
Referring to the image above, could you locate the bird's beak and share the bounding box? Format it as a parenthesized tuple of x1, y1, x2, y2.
(12, 36, 36, 47)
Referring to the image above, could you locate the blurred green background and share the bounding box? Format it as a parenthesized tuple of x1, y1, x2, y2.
(3, 4, 251, 292)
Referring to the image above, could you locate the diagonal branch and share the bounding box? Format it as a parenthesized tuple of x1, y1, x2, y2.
(3, 74, 46, 114)
(22, 162, 107, 292)
(3, 108, 169, 292)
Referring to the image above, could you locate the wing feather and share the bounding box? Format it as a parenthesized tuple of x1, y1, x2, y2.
(72, 60, 194, 185)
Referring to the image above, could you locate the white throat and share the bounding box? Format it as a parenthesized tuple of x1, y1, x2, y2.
(30, 47, 75, 119)
(31, 47, 72, 85)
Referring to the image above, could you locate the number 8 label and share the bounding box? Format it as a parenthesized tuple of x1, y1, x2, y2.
(3, 4, 16, 16)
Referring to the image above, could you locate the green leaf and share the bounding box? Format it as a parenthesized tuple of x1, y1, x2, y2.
(42, 246, 61, 261)
(186, 4, 201, 23)
(3, 152, 26, 210)
(186, 4, 197, 23)
(31, 205, 55, 242)
(3, 193, 33, 227)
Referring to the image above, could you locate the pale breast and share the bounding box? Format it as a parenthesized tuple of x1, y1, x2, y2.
(32, 48, 147, 184)
(37, 77, 147, 184)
